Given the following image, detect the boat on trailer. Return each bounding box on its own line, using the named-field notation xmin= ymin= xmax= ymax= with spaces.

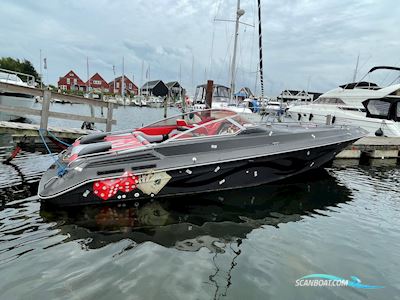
xmin=38 ymin=109 xmax=366 ymax=207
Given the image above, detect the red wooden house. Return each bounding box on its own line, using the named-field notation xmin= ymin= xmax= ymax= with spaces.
xmin=108 ymin=76 xmax=138 ymax=95
xmin=87 ymin=73 xmax=109 ymax=93
xmin=57 ymin=70 xmax=86 ymax=91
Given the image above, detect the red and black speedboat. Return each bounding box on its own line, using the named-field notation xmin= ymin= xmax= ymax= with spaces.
xmin=38 ymin=109 xmax=366 ymax=206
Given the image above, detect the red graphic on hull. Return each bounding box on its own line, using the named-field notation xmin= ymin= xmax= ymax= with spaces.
xmin=93 ymin=171 xmax=139 ymax=200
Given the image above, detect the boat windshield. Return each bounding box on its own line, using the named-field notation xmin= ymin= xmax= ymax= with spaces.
xmin=366 ymin=100 xmax=391 ymax=117
xmin=194 ymin=86 xmax=205 ymax=102
xmin=0 ymin=72 xmax=23 ymax=83
xmin=213 ymin=86 xmax=230 ymax=101
xmin=165 ymin=114 xmax=254 ymax=142
xmin=142 ymin=109 xmax=238 ymax=128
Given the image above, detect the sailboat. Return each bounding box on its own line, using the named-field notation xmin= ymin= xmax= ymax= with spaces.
xmin=192 ymin=0 xmax=265 ymax=123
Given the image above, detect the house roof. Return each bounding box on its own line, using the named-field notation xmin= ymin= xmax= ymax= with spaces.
xmin=58 ymin=70 xmax=86 ymax=86
xmin=238 ymin=87 xmax=254 ymax=97
xmin=142 ymin=80 xmax=164 ymax=89
xmin=108 ymin=76 xmax=137 ymax=87
xmin=166 ymin=81 xmax=181 ymax=88
xmin=87 ymin=72 xmax=109 ymax=88
xmin=89 ymin=72 xmax=107 ymax=82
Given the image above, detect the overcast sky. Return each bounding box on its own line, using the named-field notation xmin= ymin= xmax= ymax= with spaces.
xmin=1 ymin=0 xmax=399 ymax=95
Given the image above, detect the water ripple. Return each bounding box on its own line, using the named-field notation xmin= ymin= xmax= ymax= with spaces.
xmin=0 ymin=160 xmax=399 ymax=299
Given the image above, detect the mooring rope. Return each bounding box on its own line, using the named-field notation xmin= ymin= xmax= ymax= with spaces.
xmin=46 ymin=130 xmax=72 ymax=147
xmin=38 ymin=129 xmax=67 ymax=176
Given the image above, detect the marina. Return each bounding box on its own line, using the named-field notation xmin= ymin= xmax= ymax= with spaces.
xmin=1 ymin=0 xmax=400 ymax=299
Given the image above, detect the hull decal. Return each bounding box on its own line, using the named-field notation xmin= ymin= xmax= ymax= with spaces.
xmin=93 ymin=170 xmax=171 ymax=201
xmin=137 ymin=171 xmax=172 ymax=195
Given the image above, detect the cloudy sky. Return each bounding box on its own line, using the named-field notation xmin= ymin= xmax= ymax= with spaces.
xmin=1 ymin=0 xmax=399 ymax=95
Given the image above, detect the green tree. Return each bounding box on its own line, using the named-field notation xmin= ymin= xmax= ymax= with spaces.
xmin=0 ymin=57 xmax=40 ymax=82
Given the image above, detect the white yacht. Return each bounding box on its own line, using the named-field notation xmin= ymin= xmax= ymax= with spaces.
xmin=287 ymin=66 xmax=400 ymax=137
xmin=0 ymin=69 xmax=36 ymax=122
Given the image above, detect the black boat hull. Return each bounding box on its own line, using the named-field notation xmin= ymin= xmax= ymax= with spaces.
xmin=41 ymin=141 xmax=351 ymax=207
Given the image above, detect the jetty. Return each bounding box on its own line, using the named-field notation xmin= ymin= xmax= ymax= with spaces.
xmin=338 ymin=137 xmax=400 ymax=159
xmin=0 ymin=82 xmax=116 ymax=140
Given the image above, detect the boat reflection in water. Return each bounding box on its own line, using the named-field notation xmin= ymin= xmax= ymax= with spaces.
xmin=40 ymin=169 xmax=352 ymax=251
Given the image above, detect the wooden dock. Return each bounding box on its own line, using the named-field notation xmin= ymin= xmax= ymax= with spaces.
xmin=0 ymin=82 xmax=116 ymax=138
xmin=0 ymin=121 xmax=91 ymax=139
xmin=337 ymin=137 xmax=400 ymax=159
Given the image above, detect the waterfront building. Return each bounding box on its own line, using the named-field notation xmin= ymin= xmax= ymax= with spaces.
xmin=108 ymin=76 xmax=138 ymax=96
xmin=141 ymin=80 xmax=168 ymax=97
xmin=87 ymin=73 xmax=109 ymax=93
xmin=166 ymin=81 xmax=184 ymax=99
xmin=57 ymin=70 xmax=86 ymax=91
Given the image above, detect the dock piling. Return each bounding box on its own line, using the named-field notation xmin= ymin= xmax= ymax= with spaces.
xmin=106 ymin=102 xmax=114 ymax=132
xmin=40 ymin=90 xmax=51 ymax=132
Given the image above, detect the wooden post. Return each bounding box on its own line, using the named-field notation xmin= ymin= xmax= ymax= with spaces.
xmin=100 ymin=93 xmax=104 ymax=116
xmin=40 ymin=90 xmax=51 ymax=131
xmin=205 ymin=80 xmax=213 ymax=109
xmin=89 ymin=93 xmax=95 ymax=118
xmin=106 ymin=102 xmax=113 ymax=132
xmin=163 ymin=97 xmax=168 ymax=118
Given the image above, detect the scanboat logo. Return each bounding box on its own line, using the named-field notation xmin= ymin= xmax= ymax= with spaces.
xmin=295 ymin=274 xmax=384 ymax=289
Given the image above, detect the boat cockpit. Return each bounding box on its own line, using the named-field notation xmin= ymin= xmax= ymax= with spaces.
xmin=63 ymin=109 xmax=260 ymax=163
xmin=193 ymin=84 xmax=230 ymax=104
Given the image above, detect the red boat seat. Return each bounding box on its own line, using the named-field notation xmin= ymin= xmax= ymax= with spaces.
xmin=134 ymin=131 xmax=164 ymax=143
xmin=176 ymin=119 xmax=188 ymax=127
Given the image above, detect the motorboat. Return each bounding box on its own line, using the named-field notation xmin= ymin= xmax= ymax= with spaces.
xmin=287 ymin=66 xmax=400 ymax=136
xmin=38 ymin=109 xmax=366 ymax=207
xmin=147 ymin=96 xmax=163 ymax=108
xmin=0 ymin=68 xmax=36 ymax=122
xmin=261 ymin=99 xmax=287 ymax=115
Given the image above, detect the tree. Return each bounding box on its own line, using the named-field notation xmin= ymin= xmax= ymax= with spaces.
xmin=0 ymin=57 xmax=40 ymax=83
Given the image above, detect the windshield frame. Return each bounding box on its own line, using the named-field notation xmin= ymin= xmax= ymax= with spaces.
xmin=140 ymin=109 xmax=238 ymax=129
xmin=163 ymin=115 xmax=246 ymax=143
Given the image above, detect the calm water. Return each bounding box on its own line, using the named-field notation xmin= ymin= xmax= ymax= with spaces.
xmin=29 ymin=102 xmax=181 ymax=130
xmin=0 ymin=104 xmax=399 ymax=299
xmin=0 ymin=161 xmax=399 ymax=299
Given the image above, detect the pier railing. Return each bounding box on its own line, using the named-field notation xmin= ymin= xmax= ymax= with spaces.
xmin=0 ymin=82 xmax=116 ymax=132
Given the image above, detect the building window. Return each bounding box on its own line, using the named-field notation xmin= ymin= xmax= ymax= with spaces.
xmin=93 ymin=80 xmax=101 ymax=85
xmin=129 ymin=83 xmax=132 ymax=89
xmin=116 ymin=82 xmax=120 ymax=88
xmin=66 ymin=78 xmax=70 ymax=84
xmin=69 ymin=73 xmax=74 ymax=76
xmin=74 ymin=78 xmax=77 ymax=85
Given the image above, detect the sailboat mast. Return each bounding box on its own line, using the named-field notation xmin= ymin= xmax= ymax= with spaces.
xmin=122 ymin=56 xmax=125 ymax=98
xmin=257 ymin=0 xmax=264 ymax=100
xmin=229 ymin=0 xmax=244 ymax=102
xmin=353 ymin=53 xmax=360 ymax=82
xmin=140 ymin=60 xmax=144 ymax=96
xmin=86 ymin=56 xmax=90 ymax=92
